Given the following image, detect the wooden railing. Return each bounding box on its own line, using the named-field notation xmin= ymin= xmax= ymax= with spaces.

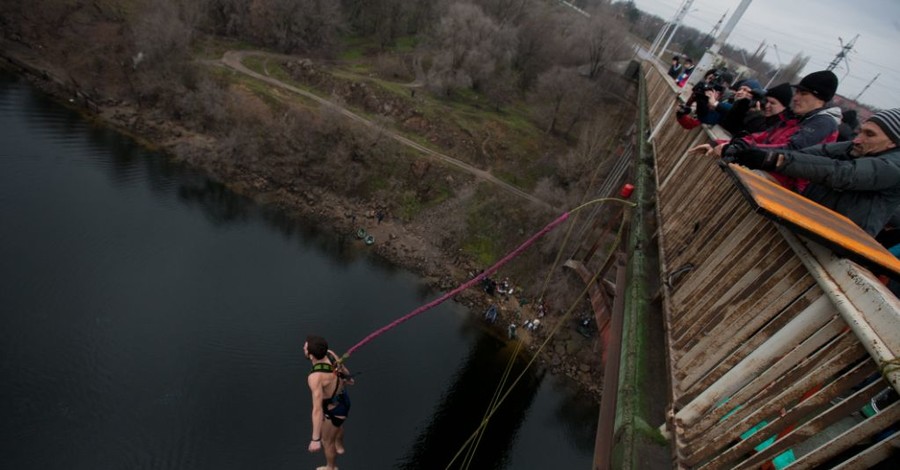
xmin=643 ymin=62 xmax=900 ymax=469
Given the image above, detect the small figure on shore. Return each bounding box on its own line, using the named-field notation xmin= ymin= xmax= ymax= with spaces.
xmin=482 ymin=277 xmax=496 ymax=296
xmin=305 ymin=335 xmax=353 ymax=470
xmin=508 ymin=322 xmax=517 ymax=339
xmin=376 ymin=210 xmax=385 ymax=224
xmin=484 ymin=304 xmax=498 ymax=323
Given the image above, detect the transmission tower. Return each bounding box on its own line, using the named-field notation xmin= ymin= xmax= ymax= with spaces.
xmin=707 ymin=11 xmax=727 ymax=40
xmin=826 ymin=34 xmax=859 ymax=71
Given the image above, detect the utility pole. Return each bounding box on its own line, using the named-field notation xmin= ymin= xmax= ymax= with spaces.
xmin=648 ymin=0 xmax=687 ymax=57
xmin=854 ymin=73 xmax=880 ymax=102
xmin=826 ymin=34 xmax=859 ymax=71
xmin=656 ymin=0 xmax=695 ymax=59
xmin=686 ymin=0 xmax=755 ymax=88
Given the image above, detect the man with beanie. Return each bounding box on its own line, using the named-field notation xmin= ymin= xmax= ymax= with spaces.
xmin=696 ymin=71 xmax=842 ymax=192
xmin=728 ymin=108 xmax=900 ymax=235
xmin=762 ymin=83 xmax=792 ymax=127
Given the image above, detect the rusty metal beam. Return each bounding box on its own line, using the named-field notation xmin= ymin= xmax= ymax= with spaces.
xmin=594 ymin=255 xmax=628 ymax=470
xmin=564 ymin=259 xmax=612 ymax=330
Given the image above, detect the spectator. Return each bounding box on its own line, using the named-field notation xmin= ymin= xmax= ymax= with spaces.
xmin=696 ymin=71 xmax=842 ymax=192
xmin=716 ymin=78 xmax=766 ymax=135
xmin=676 ymin=69 xmax=733 ymax=129
xmin=676 ymin=58 xmax=695 ymax=87
xmin=667 ymin=56 xmax=683 ymax=80
xmin=759 ymin=83 xmax=793 ymax=130
xmin=838 ymin=109 xmax=860 ymax=142
xmin=728 ymin=108 xmax=900 ymax=235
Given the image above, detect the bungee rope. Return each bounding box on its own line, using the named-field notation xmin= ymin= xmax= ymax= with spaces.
xmin=337 ymin=197 xmax=634 ymax=365
xmin=446 ymin=211 xmax=630 ymax=469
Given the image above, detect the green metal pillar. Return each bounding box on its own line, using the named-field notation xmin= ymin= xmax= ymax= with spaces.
xmin=610 ymin=68 xmax=669 ymax=469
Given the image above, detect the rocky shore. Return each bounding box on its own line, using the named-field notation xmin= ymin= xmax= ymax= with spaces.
xmin=0 ymin=43 xmax=604 ymax=402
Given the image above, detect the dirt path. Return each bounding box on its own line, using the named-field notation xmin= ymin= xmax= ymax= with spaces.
xmin=217 ymin=50 xmax=556 ymax=211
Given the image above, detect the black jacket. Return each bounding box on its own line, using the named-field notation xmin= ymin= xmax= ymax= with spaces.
xmin=778 ymin=142 xmax=900 ymax=235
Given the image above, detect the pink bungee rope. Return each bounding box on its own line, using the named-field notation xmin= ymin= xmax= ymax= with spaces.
xmin=341 ymin=212 xmax=571 ymax=360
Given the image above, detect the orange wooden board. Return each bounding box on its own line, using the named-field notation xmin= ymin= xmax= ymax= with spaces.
xmin=723 ymin=163 xmax=900 ymax=278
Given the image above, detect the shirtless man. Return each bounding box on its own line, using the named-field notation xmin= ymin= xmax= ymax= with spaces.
xmin=305 ymin=335 xmax=352 ymax=470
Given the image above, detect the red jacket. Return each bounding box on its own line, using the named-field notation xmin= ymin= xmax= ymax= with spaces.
xmin=719 ymin=107 xmax=842 ymax=192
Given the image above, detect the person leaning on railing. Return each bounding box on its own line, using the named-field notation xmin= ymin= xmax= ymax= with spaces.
xmin=693 ymin=71 xmax=843 ymax=193
xmin=724 ymin=108 xmax=900 ymax=236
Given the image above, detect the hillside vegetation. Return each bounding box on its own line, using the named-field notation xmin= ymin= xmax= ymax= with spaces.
xmin=1 ymin=0 xmax=636 ymax=300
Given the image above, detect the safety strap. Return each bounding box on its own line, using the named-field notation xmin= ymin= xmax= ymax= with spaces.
xmin=310 ymin=362 xmax=334 ymax=374
xmin=309 ymin=362 xmax=341 ymax=402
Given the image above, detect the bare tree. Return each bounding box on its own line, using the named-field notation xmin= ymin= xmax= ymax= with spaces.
xmin=780 ymin=52 xmax=811 ymax=86
xmin=426 ymin=2 xmax=517 ymax=95
xmin=472 ymin=0 xmax=532 ymax=25
xmin=341 ymin=0 xmax=431 ymax=48
xmin=512 ymin=4 xmax=571 ymax=91
xmin=572 ymin=10 xmax=630 ymax=79
xmin=530 ymin=66 xmax=596 ymax=136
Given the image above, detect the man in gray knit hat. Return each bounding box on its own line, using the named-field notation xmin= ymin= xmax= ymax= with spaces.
xmin=728 ymin=108 xmax=900 ymax=235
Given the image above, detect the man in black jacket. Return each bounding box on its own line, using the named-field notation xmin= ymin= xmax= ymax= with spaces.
xmin=728 ymin=108 xmax=900 ymax=235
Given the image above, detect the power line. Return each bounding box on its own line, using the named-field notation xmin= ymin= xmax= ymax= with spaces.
xmin=854 ymin=74 xmax=880 ymax=102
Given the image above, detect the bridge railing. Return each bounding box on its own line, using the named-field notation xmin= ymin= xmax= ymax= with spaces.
xmin=642 ymin=62 xmax=900 ymax=469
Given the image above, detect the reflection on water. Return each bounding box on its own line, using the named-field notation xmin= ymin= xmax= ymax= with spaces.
xmin=400 ymin=337 xmax=542 ymax=470
xmin=0 ymin=71 xmax=595 ymax=469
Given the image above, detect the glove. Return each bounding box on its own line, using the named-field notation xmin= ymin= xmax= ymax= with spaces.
xmin=720 ymin=138 xmax=750 ymax=160
xmin=732 ymin=147 xmax=779 ymax=171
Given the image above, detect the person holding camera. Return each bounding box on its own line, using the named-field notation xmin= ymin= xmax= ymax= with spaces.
xmin=676 ymin=68 xmax=734 ymax=130
xmin=715 ymin=78 xmax=768 ymax=135
xmin=693 ymin=70 xmax=842 ymax=192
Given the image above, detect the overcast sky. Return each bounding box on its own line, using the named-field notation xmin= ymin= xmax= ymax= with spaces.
xmin=627 ymin=0 xmax=900 ymax=109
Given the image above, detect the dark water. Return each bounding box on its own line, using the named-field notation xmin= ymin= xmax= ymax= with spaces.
xmin=0 ymin=73 xmax=597 ymax=469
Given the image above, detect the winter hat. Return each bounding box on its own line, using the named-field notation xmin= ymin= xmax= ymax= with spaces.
xmin=735 ymin=78 xmax=762 ymax=91
xmin=869 ymin=108 xmax=900 ymax=146
xmin=793 ymin=70 xmax=839 ymax=102
xmin=766 ymin=83 xmax=793 ymax=108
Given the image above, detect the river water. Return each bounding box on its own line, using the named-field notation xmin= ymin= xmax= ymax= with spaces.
xmin=0 ymin=72 xmax=597 ymax=469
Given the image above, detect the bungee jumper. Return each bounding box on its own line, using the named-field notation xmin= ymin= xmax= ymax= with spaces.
xmin=303 ymin=198 xmax=634 ymax=468
xmin=305 ymin=335 xmax=353 ymax=470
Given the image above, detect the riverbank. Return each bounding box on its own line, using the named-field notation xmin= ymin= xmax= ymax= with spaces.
xmin=0 ymin=41 xmax=603 ymax=400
